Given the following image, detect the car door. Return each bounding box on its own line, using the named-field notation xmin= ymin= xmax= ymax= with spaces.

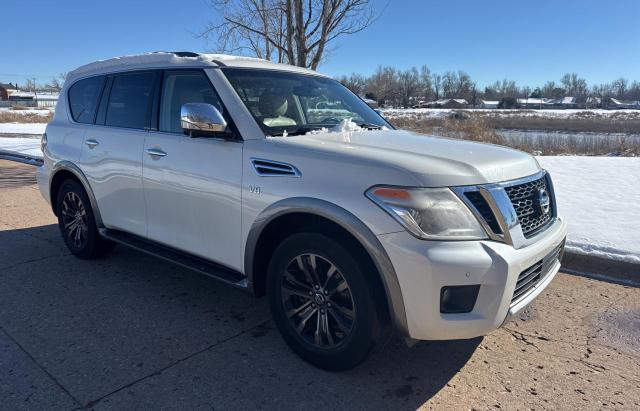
xmin=142 ymin=70 xmax=243 ymax=270
xmin=80 ymin=71 xmax=156 ymax=237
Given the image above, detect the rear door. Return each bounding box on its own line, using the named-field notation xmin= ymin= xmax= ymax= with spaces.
xmin=142 ymin=70 xmax=243 ymax=270
xmin=80 ymin=71 xmax=156 ymax=236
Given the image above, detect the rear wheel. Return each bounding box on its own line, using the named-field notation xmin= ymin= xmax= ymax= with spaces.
xmin=56 ymin=180 xmax=115 ymax=259
xmin=267 ymin=233 xmax=381 ymax=370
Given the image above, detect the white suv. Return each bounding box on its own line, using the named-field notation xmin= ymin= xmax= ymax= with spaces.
xmin=38 ymin=52 xmax=567 ymax=370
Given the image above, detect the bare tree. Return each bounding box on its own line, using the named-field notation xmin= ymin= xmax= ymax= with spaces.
xmin=560 ymin=73 xmax=588 ymax=97
xmin=201 ymin=0 xmax=378 ymax=69
xmin=337 ymin=72 xmax=367 ymax=95
xmin=366 ymin=66 xmax=398 ymax=106
xmin=611 ymin=77 xmax=628 ymax=99
xmin=397 ymin=67 xmax=420 ymax=108
xmin=419 ymin=65 xmax=433 ymax=101
xmin=432 ymin=74 xmax=442 ymax=100
xmin=628 ymin=81 xmax=640 ymax=101
xmin=45 ymin=73 xmax=67 ymax=93
xmin=440 ymin=70 xmax=475 ymax=100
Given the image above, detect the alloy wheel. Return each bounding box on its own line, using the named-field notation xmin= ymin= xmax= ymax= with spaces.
xmin=281 ymin=253 xmax=355 ymax=349
xmin=61 ymin=191 xmax=88 ymax=248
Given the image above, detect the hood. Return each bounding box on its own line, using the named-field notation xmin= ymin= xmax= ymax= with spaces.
xmin=272 ymin=129 xmax=540 ymax=187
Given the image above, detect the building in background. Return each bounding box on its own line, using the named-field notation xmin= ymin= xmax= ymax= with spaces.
xmin=0 ymin=83 xmax=19 ymax=101
xmin=478 ymin=99 xmax=499 ymax=109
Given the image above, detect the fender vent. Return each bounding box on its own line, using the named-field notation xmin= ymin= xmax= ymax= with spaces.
xmin=251 ymin=158 xmax=300 ymax=177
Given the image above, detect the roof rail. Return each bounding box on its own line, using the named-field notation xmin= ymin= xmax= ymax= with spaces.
xmin=153 ymin=51 xmax=200 ymax=58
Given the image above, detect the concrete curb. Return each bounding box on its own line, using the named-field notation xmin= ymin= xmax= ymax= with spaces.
xmin=0 ymin=150 xmax=43 ymax=166
xmin=562 ymin=251 xmax=640 ymax=287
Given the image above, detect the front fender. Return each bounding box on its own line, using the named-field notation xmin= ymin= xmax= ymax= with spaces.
xmin=244 ymin=197 xmax=409 ymax=336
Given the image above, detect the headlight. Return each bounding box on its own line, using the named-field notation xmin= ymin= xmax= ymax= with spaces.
xmin=366 ymin=186 xmax=487 ymax=240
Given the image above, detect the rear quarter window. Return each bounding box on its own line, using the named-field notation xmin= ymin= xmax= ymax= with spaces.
xmin=68 ymin=76 xmax=105 ymax=124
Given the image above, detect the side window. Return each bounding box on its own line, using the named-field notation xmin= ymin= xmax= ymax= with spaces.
xmin=159 ymin=71 xmax=224 ymax=133
xmin=68 ymin=76 xmax=105 ymax=124
xmin=105 ymin=72 xmax=155 ymax=129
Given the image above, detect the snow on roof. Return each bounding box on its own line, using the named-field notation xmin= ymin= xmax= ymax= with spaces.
xmin=9 ymin=91 xmax=35 ymax=98
xmin=517 ymin=98 xmax=553 ymax=105
xmin=6 ymin=91 xmax=58 ymax=100
xmin=428 ymin=99 xmax=468 ymax=105
xmin=480 ymin=100 xmax=499 ymax=104
xmin=561 ymin=97 xmax=577 ymax=104
xmin=66 ymin=52 xmax=325 ymax=83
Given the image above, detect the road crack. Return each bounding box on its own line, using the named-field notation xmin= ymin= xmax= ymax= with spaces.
xmin=80 ymin=319 xmax=272 ymax=409
xmin=0 ymin=324 xmax=84 ymax=408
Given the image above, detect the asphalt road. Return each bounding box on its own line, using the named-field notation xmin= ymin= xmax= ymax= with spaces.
xmin=0 ymin=159 xmax=639 ymax=410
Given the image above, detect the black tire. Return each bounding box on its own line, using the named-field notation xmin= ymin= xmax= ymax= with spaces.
xmin=56 ymin=179 xmax=115 ymax=259
xmin=267 ymin=233 xmax=381 ymax=370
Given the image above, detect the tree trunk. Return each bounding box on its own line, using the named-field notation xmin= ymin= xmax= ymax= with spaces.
xmin=293 ymin=0 xmax=307 ymax=67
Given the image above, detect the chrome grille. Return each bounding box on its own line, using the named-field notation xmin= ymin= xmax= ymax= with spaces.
xmin=511 ymin=240 xmax=564 ymax=305
xmin=504 ymin=175 xmax=553 ymax=237
xmin=452 ymin=170 xmax=558 ymax=249
xmin=464 ymin=191 xmax=502 ymax=234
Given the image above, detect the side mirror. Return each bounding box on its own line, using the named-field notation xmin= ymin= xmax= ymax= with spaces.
xmin=180 ymin=103 xmax=228 ymax=137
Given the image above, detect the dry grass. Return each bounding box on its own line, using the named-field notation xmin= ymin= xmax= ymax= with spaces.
xmin=390 ymin=117 xmax=640 ymax=156
xmin=481 ymin=115 xmax=640 ymax=134
xmin=0 ymin=111 xmax=53 ymax=123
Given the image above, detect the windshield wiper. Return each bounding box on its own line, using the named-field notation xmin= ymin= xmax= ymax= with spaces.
xmin=270 ymin=126 xmax=325 ymax=137
xmin=357 ymin=123 xmax=384 ymax=130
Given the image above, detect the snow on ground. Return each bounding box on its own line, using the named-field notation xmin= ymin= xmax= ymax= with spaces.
xmin=381 ymin=108 xmax=640 ymax=120
xmin=0 ymin=123 xmax=47 ymax=134
xmin=538 ymin=156 xmax=640 ymax=264
xmin=0 ymin=136 xmax=42 ymax=158
xmin=0 ymin=136 xmax=637 ymax=264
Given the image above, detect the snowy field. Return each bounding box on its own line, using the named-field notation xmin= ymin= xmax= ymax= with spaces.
xmin=0 ymin=137 xmax=43 ymax=158
xmin=0 ymin=123 xmax=47 ymax=134
xmin=538 ymin=156 xmax=640 ymax=264
xmin=381 ymin=108 xmax=640 ymax=120
xmin=0 ymin=136 xmax=638 ymax=265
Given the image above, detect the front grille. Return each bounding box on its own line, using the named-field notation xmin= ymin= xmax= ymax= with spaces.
xmin=511 ymin=240 xmax=564 ymax=305
xmin=504 ymin=175 xmax=553 ymax=237
xmin=464 ymin=191 xmax=502 ymax=234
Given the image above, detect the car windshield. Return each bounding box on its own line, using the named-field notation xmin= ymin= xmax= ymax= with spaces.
xmin=222 ymin=68 xmax=391 ymax=136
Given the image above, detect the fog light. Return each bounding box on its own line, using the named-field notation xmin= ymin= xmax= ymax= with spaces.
xmin=440 ymin=285 xmax=480 ymax=313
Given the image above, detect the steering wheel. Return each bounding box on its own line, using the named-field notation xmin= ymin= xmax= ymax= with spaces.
xmin=318 ymin=117 xmax=341 ymax=124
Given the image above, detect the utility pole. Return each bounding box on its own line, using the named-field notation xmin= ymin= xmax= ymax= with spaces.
xmin=31 ymin=77 xmax=38 ymax=105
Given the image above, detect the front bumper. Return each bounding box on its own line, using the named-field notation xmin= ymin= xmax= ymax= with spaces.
xmin=378 ymin=217 xmax=567 ymax=340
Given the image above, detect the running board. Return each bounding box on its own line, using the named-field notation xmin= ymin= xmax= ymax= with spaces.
xmin=99 ymin=228 xmax=248 ymax=289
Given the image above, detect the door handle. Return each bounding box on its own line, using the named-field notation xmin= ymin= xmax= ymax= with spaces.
xmin=145 ymin=148 xmax=167 ymax=157
xmin=85 ymin=139 xmax=99 ymax=149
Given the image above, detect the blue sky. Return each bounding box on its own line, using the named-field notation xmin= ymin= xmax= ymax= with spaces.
xmin=1 ymin=0 xmax=638 ymax=88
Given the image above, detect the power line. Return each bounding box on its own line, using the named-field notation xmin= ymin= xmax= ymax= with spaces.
xmin=0 ymin=72 xmax=61 ymax=79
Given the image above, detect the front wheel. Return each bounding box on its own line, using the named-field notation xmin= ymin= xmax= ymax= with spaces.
xmin=267 ymin=233 xmax=382 ymax=370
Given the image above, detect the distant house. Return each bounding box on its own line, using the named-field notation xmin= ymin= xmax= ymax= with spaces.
xmin=361 ymin=97 xmax=378 ymax=108
xmin=516 ymin=98 xmax=554 ymax=109
xmin=478 ymin=99 xmax=499 ymax=109
xmin=609 ymin=98 xmax=640 ymax=109
xmin=557 ymin=96 xmax=578 ymax=109
xmin=6 ymin=90 xmax=59 ymax=107
xmin=426 ymin=99 xmax=469 ymax=109
xmin=0 ymin=82 xmax=18 ymax=101
xmin=8 ymin=91 xmax=35 ymax=101
xmin=585 ymin=97 xmax=602 ymax=109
